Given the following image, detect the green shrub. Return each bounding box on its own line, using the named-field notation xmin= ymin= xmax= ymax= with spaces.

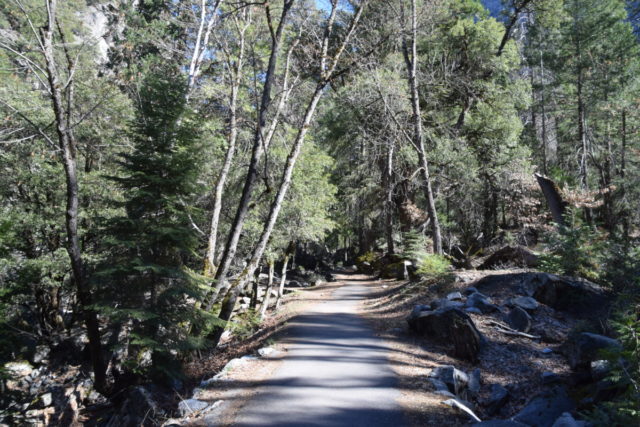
xmin=356 ymin=251 xmax=378 ymax=264
xmin=539 ymin=210 xmax=605 ymax=281
xmin=416 ymin=254 xmax=451 ymax=278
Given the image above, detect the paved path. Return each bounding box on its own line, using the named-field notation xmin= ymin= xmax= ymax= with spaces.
xmin=234 ymin=275 xmax=407 ymax=427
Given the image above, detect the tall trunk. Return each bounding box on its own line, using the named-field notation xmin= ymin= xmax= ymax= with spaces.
xmin=41 ymin=0 xmax=106 ymax=393
xmin=204 ymin=13 xmax=248 ymax=276
xmin=620 ymin=109 xmax=628 ymax=240
xmin=208 ymin=0 xmax=369 ymax=345
xmin=206 ymin=1 xmax=295 ymax=309
xmin=259 ymin=259 xmax=275 ymax=319
xmin=401 ymin=0 xmax=443 ymax=255
xmin=384 ymin=141 xmax=395 ymax=255
xmin=275 ymin=254 xmax=290 ymax=310
xmin=540 ymin=51 xmax=548 ymax=175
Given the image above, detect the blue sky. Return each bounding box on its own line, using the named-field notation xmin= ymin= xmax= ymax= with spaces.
xmin=315 ymin=0 xmax=503 ymax=16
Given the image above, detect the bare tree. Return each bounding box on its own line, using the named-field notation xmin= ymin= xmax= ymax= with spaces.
xmin=400 ymin=0 xmax=443 ymax=254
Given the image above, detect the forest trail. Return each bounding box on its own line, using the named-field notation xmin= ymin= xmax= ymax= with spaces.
xmin=232 ymin=274 xmax=407 ymax=427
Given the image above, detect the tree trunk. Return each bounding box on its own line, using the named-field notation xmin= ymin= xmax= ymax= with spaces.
xmin=206 ymin=1 xmax=295 ymax=310
xmin=401 ymin=0 xmax=443 ymax=255
xmin=384 ymin=141 xmax=395 ymax=255
xmin=259 ymin=260 xmax=275 ymax=319
xmin=204 ymin=18 xmax=246 ymax=276
xmin=535 ymin=173 xmax=567 ymax=227
xmin=275 ymin=254 xmax=290 ymax=310
xmin=41 ymin=0 xmax=106 ymax=393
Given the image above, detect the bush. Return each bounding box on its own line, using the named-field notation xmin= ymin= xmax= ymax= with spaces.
xmin=416 ymin=254 xmax=451 ymax=278
xmin=539 ymin=210 xmax=605 ymax=281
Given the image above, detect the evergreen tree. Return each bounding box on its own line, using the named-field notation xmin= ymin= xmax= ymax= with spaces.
xmin=95 ymin=60 xmax=210 ymax=381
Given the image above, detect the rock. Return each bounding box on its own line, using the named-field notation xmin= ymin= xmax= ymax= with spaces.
xmin=258 ymin=347 xmax=277 ymax=357
xmin=178 ymin=399 xmax=209 ymax=416
xmin=429 ymin=378 xmax=450 ymax=393
xmin=505 ymin=307 xmax=532 ymax=333
xmin=464 ymin=287 xmax=479 ymax=296
xmin=468 ymin=368 xmax=481 ymax=396
xmin=541 ymin=348 xmax=553 ymax=354
xmin=39 ymin=392 xmax=53 ymax=408
xmin=510 ymin=296 xmax=539 ymax=312
xmin=512 ymin=387 xmax=575 ymax=427
xmin=523 ymin=273 xmax=605 ymax=313
xmin=485 ymin=384 xmax=509 ymax=415
xmin=431 ymin=298 xmax=465 ymax=310
xmin=409 ymin=307 xmax=484 ymax=362
xmin=466 ymin=292 xmax=498 ymax=314
xmin=479 ymin=245 xmax=539 ymax=269
xmin=324 ymin=273 xmax=337 ymax=282
xmin=4 ymin=361 xmax=33 ymax=377
xmin=552 ymin=412 xmax=588 ymax=427
xmin=406 ymin=304 xmax=431 ymax=325
xmin=106 ymin=386 xmax=164 ymax=427
xmin=564 ymin=332 xmax=621 ymax=370
xmin=429 ymin=365 xmax=469 ymax=395
xmin=465 ymin=307 xmax=483 ymax=315
xmin=32 ymin=345 xmax=50 ymax=365
xmin=447 ymin=292 xmax=464 ymax=301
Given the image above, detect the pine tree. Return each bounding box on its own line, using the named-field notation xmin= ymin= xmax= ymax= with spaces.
xmin=95 ymin=59 xmax=211 ymax=382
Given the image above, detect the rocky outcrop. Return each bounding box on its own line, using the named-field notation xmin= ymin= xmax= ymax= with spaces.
xmin=562 ymin=332 xmax=621 ymax=371
xmin=408 ymin=306 xmax=484 ymax=362
xmin=511 ymin=387 xmax=575 ymax=427
xmin=479 ymin=246 xmax=539 ymax=270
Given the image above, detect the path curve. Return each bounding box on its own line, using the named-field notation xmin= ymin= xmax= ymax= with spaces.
xmin=233 ymin=274 xmax=407 ymax=427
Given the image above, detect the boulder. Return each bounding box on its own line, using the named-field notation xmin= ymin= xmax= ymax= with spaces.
xmin=32 ymin=345 xmax=51 ymax=365
xmin=4 ymin=361 xmax=33 ymax=378
xmin=479 ymin=245 xmax=539 ymax=270
xmin=465 ymin=307 xmax=483 ymax=315
xmin=178 ymin=399 xmax=209 ymax=416
xmin=464 ymin=287 xmax=479 ymax=296
xmin=409 ymin=307 xmax=484 ymax=362
xmin=523 ymin=273 xmax=606 ymax=313
xmin=512 ymin=387 xmax=574 ymax=427
xmin=563 ymin=332 xmax=621 ymax=370
xmin=485 ymin=384 xmax=509 ymax=415
xmin=510 ymin=296 xmax=539 ymax=312
xmin=505 ymin=307 xmax=532 ymax=333
xmin=466 ymin=292 xmax=498 ymax=314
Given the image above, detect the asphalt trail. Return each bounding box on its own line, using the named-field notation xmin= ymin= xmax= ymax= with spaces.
xmin=234 ymin=275 xmax=407 ymax=427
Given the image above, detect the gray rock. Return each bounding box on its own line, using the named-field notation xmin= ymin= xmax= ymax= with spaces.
xmin=468 ymin=368 xmax=481 ymax=396
xmin=178 ymin=399 xmax=209 ymax=416
xmin=552 ymin=412 xmax=588 ymax=427
xmin=485 ymin=384 xmax=509 ymax=415
xmin=466 ymin=292 xmax=498 ymax=314
xmin=32 ymin=345 xmax=50 ymax=365
xmin=429 ymin=365 xmax=469 ymax=395
xmin=447 ymin=292 xmax=464 ymax=301
xmin=429 ymin=378 xmax=450 ymax=392
xmin=4 ymin=361 xmax=33 ymax=378
xmin=39 ymin=392 xmax=53 ymax=408
xmin=505 ymin=306 xmax=532 ymax=333
xmin=466 ymin=307 xmax=483 ymax=314
xmin=464 ymin=287 xmax=479 ymax=296
xmin=512 ymin=387 xmax=575 ymax=427
xmin=511 ymin=296 xmax=539 ymax=312
xmin=406 ymin=304 xmax=431 ymax=325
xmin=523 ymin=273 xmax=605 ymax=313
xmin=564 ymin=332 xmax=621 ymax=370
xmin=258 ymin=347 xmax=277 ymax=357
xmin=409 ymin=307 xmax=484 ymax=362
xmin=431 ymin=298 xmax=465 ymax=310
